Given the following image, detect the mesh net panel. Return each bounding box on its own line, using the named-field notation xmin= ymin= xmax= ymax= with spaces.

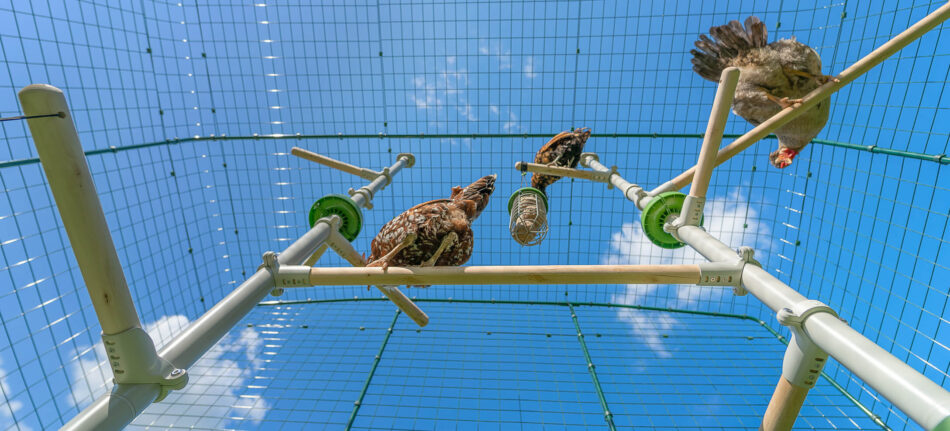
xmin=1 ymin=0 xmax=948 ymax=430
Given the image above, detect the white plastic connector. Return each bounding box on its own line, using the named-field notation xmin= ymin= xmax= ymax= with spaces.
xmin=777 ymin=300 xmax=837 ymax=388
xmin=260 ymin=251 xmax=314 ymax=295
xmin=275 ymin=265 xmax=313 ymax=287
xmin=101 ymin=327 xmax=187 ymax=402
xmin=677 ymin=195 xmax=705 ymax=227
xmin=695 ymin=246 xmax=759 ymax=295
xmin=696 ymin=260 xmax=741 ymax=287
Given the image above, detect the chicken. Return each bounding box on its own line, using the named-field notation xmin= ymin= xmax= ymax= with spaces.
xmin=365 ymin=174 xmax=496 ymax=285
xmin=691 ymin=16 xmax=833 ymax=168
xmin=530 ymin=128 xmax=591 ymax=193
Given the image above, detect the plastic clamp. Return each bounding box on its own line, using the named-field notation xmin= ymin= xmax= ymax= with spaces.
xmin=101 ymin=327 xmax=188 ymax=402
xmin=623 ymin=184 xmax=648 ymax=204
xmin=776 ymin=299 xmax=837 ymax=329
xmin=378 ymin=166 xmax=393 ymax=186
xmin=604 ymin=165 xmax=618 ymax=189
xmin=776 ymin=300 xmax=837 ymax=388
xmin=347 ymin=186 xmax=374 ymax=210
xmin=259 ymin=251 xmax=284 ymax=297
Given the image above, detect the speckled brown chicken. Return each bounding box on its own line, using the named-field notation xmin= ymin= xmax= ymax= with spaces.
xmin=365 ymin=175 xmax=496 ymax=280
xmin=691 ymin=16 xmax=834 ymax=168
xmin=530 ymin=128 xmax=591 ymax=193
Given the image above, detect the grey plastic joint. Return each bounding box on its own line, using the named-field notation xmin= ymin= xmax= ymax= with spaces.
xmin=397 ymin=152 xmax=416 ymax=168
xmin=777 ymin=300 xmax=837 ymax=388
xmin=101 ymin=327 xmax=188 ymax=402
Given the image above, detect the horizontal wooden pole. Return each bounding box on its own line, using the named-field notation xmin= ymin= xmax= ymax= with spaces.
xmin=514 ymin=161 xmax=609 ymax=183
xmin=307 ymin=264 xmax=701 ymax=286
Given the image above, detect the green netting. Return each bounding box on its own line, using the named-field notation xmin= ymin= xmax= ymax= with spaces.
xmin=1 ymin=0 xmax=948 ymax=430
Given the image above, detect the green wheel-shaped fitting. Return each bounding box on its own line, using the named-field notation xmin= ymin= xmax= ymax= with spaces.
xmin=308 ymin=194 xmax=363 ymax=241
xmin=640 ymin=191 xmax=703 ymax=249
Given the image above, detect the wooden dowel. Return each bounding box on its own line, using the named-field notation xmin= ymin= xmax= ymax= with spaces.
xmin=760 ymin=378 xmax=809 ymax=431
xmin=291 ymin=147 xmax=379 ymax=181
xmin=321 ymin=230 xmax=429 ymax=326
xmin=690 ymin=67 xmax=739 ymax=199
xmin=308 ymin=264 xmax=701 ymax=286
xmin=652 ymin=1 xmax=950 ymax=195
xmin=514 ymin=161 xmax=608 ymax=183
xmin=376 ymin=286 xmax=429 ymax=327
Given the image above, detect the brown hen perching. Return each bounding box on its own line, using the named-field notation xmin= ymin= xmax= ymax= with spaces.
xmin=691 ymin=16 xmax=834 ymax=168
xmin=365 ymin=174 xmax=496 ymax=287
xmin=531 ymin=128 xmax=591 ymax=193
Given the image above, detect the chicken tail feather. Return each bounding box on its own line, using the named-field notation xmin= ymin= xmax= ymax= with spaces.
xmin=691 ymin=16 xmax=768 ymax=82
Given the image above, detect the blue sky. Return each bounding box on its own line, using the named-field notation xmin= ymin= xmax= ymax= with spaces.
xmin=0 ymin=0 xmax=948 ymax=430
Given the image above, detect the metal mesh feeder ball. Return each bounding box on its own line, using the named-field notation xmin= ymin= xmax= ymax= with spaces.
xmin=507 ymin=187 xmax=549 ymax=246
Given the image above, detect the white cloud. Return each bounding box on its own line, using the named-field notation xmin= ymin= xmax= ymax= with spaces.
xmin=0 ymin=357 xmax=30 ymax=431
xmin=479 ymin=43 xmax=511 ymax=70
xmin=455 ymin=103 xmax=477 ymax=121
xmin=69 ymin=315 xmax=269 ymax=427
xmin=410 ymin=57 xmax=480 ymax=126
xmin=606 ymin=188 xmax=771 ymax=356
xmin=524 ymin=56 xmax=537 ymax=79
xmin=502 ymin=110 xmax=522 ymax=132
xmin=616 ymin=309 xmax=676 ymax=358
xmin=489 ymin=105 xmax=499 ymax=115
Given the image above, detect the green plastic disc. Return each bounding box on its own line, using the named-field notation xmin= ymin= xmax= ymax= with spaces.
xmin=507 ymin=187 xmax=549 ymax=214
xmin=640 ymin=191 xmax=703 ymax=249
xmin=308 ymin=194 xmax=363 ymax=241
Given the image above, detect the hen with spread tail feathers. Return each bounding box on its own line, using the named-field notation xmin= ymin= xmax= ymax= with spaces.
xmin=691 ymin=16 xmax=833 ymax=168
xmin=531 ymin=128 xmax=591 ymax=194
xmin=365 ymin=175 xmax=496 ymax=282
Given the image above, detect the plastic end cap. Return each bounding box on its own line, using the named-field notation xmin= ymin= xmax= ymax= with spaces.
xmin=507 ymin=187 xmax=549 ymax=214
xmin=309 ymin=194 xmax=362 ymax=241
xmin=640 ymin=191 xmax=703 ymax=249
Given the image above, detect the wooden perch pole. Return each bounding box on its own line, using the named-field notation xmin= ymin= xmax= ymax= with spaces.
xmin=306 ymin=264 xmax=702 ymax=286
xmin=760 ymin=378 xmax=809 ymax=431
xmin=514 ymin=161 xmax=610 ymax=183
xmin=291 ymin=146 xmax=381 ymax=181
